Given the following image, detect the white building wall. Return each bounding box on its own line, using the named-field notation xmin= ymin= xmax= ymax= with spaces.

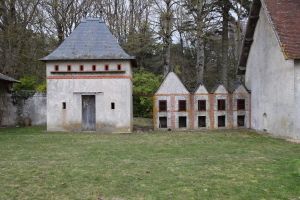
xmin=245 ymin=8 xmax=295 ymax=138
xmin=46 ymin=60 xmax=133 ymax=133
xmin=293 ymin=61 xmax=300 ymax=139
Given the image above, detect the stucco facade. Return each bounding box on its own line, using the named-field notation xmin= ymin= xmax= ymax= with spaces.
xmin=46 ymin=61 xmax=133 ymax=132
xmin=294 ymin=61 xmax=300 ymax=139
xmin=244 ymin=8 xmax=298 ymax=139
xmin=43 ymin=18 xmax=134 ymax=133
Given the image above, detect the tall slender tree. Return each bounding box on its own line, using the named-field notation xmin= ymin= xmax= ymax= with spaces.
xmin=154 ymin=0 xmax=178 ymax=76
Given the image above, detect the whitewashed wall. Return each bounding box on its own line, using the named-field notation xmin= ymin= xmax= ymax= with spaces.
xmin=46 ymin=60 xmax=133 ymax=133
xmin=293 ymin=61 xmax=300 ymax=139
xmin=245 ymin=8 xmax=296 ymax=139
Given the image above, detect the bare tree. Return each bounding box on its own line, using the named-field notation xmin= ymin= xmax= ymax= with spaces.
xmin=41 ymin=0 xmax=94 ymax=44
xmin=0 ymin=0 xmax=42 ymax=77
xmin=183 ymin=0 xmax=210 ymax=82
xmin=153 ymin=0 xmax=178 ymax=76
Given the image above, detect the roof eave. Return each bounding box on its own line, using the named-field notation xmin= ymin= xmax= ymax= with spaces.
xmin=237 ymin=0 xmax=262 ymax=75
xmin=40 ymin=57 xmax=136 ymax=62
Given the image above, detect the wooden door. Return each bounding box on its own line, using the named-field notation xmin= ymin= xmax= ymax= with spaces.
xmin=82 ymin=95 xmax=96 ymax=131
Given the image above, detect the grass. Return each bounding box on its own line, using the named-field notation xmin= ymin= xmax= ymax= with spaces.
xmin=0 ymin=127 xmax=299 ymax=200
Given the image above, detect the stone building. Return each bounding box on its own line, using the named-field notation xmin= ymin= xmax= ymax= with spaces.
xmin=238 ymin=0 xmax=300 ymax=140
xmin=0 ymin=73 xmax=18 ymax=126
xmin=153 ymin=72 xmax=251 ymax=130
xmin=153 ymin=72 xmax=191 ymax=130
xmin=41 ymin=18 xmax=135 ymax=132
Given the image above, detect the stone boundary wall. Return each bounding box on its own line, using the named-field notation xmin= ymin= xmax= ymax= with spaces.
xmin=0 ymin=93 xmax=47 ymax=126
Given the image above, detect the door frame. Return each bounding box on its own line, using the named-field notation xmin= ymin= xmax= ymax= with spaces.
xmin=81 ymin=95 xmax=96 ymax=131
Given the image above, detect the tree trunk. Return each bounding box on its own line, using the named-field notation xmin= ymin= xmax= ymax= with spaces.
xmin=196 ymin=36 xmax=204 ymax=82
xmin=195 ymin=6 xmax=205 ymax=82
xmin=129 ymin=0 xmax=134 ymax=35
xmin=221 ymin=0 xmax=230 ymax=87
xmin=163 ymin=0 xmax=173 ymax=76
xmin=164 ymin=36 xmax=171 ymax=75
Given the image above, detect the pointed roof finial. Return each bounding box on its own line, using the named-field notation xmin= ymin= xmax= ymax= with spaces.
xmin=99 ymin=9 xmax=104 ymax=22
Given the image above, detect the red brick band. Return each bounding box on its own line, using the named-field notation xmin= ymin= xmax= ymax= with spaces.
xmin=47 ymin=75 xmax=132 ymax=80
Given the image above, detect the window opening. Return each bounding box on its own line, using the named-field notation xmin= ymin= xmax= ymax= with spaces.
xmin=198 ymin=116 xmax=206 ymax=128
xmin=62 ymin=102 xmax=66 ymax=109
xmin=198 ymin=100 xmax=206 ymax=111
xmin=159 ymin=100 xmax=167 ymax=112
xmin=159 ymin=117 xmax=167 ymax=128
xmin=178 ymin=100 xmax=186 ymax=111
xmin=179 ymin=116 xmax=187 ymax=128
xmin=237 ymin=99 xmax=245 ymax=110
xmin=218 ymin=115 xmax=226 ymax=127
xmin=218 ymin=99 xmax=226 ymax=111
xmin=237 ymin=115 xmax=245 ymax=127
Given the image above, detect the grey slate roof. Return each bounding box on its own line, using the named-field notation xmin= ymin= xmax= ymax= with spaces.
xmin=0 ymin=73 xmax=19 ymax=82
xmin=41 ymin=18 xmax=134 ymax=61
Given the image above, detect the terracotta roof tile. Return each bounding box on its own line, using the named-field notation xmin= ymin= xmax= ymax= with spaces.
xmin=263 ymin=0 xmax=300 ymax=59
xmin=238 ymin=0 xmax=300 ymax=74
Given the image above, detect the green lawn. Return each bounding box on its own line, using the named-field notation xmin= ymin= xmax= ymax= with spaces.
xmin=0 ymin=127 xmax=299 ymax=200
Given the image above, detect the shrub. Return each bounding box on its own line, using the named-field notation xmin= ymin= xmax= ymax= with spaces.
xmin=36 ymin=81 xmax=46 ymax=93
xmin=133 ymin=70 xmax=162 ymax=118
xmin=13 ymin=76 xmax=37 ymax=92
